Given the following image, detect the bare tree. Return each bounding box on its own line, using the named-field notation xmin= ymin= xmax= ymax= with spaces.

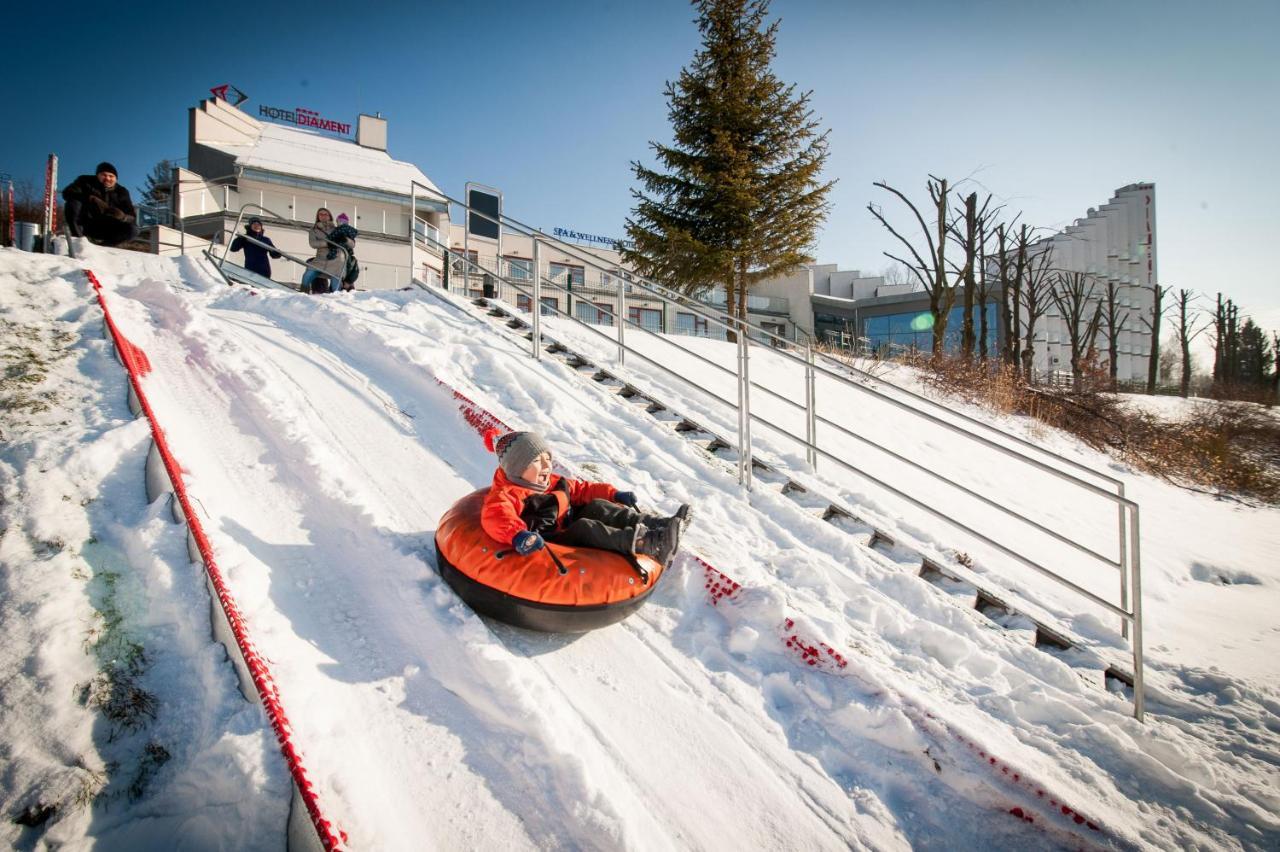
xmin=944 ymin=191 xmax=998 ymax=360
xmin=1016 ymin=228 xmax=1055 ymax=382
xmin=1158 ymin=346 xmax=1179 ymax=385
xmin=1050 ymin=271 xmax=1105 ymax=390
xmin=1099 ymin=280 xmax=1129 ymax=389
xmin=868 ymin=176 xmax=955 ymax=355
xmin=881 ymin=262 xmax=914 ymax=289
xmin=972 ymin=201 xmax=1007 ymax=362
xmin=12 ymin=178 xmax=43 ymax=223
xmin=1212 ymin=293 xmax=1239 ymax=384
xmin=994 ymin=223 xmax=1020 ymax=367
xmin=1172 ymin=289 xmax=1209 ymax=397
xmin=1140 ymin=282 xmax=1172 ymax=394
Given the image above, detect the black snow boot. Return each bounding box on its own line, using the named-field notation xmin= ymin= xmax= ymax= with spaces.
xmin=644 ymin=504 xmax=692 ymax=535
xmin=634 ymin=521 xmax=680 ymax=566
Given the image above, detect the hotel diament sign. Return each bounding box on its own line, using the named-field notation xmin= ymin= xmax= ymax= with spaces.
xmin=258 ymin=104 xmax=351 ymax=136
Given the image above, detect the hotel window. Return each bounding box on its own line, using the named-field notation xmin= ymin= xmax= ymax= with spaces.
xmin=675 ymin=312 xmax=709 ymax=336
xmin=452 ymin=248 xmax=479 ymax=274
xmin=628 ymin=306 xmax=664 ymax=333
xmin=517 ymin=294 xmax=559 ymax=316
xmin=576 ymin=301 xmax=615 ymax=326
xmin=760 ymin=321 xmax=786 ymax=344
xmin=549 ymin=262 xmax=585 ymax=287
xmin=504 ymin=257 xmax=532 ymax=280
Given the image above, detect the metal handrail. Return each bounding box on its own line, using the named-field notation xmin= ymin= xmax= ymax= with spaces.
xmin=454 ymin=193 xmax=1127 ymax=492
xmin=425 ymin=191 xmax=1145 ymax=721
xmin=463 ymin=256 xmax=1124 ymax=570
xmin=221 ymin=202 xmax=350 ymax=284
xmin=212 ymin=228 xmax=331 ymax=291
xmin=446 ymin=197 xmax=1128 ymax=500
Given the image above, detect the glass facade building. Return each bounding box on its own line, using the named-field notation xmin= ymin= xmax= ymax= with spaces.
xmin=861 ymin=303 xmax=1000 ymax=354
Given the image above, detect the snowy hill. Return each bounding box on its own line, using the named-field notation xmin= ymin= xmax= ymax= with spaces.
xmin=2 ymin=243 xmax=1278 ymax=850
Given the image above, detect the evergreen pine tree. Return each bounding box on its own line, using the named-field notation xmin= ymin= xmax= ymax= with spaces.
xmin=1235 ymin=319 xmax=1273 ymax=386
xmin=139 ymin=159 xmax=177 ymax=207
xmin=622 ymin=0 xmax=833 ymax=336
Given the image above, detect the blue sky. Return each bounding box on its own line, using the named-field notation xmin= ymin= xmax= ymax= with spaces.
xmin=5 ymin=0 xmax=1277 ymax=320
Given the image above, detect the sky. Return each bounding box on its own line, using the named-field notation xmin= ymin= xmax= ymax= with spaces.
xmin=4 ymin=0 xmax=1278 ymax=325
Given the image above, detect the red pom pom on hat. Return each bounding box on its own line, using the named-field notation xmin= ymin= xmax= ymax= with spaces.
xmin=483 ymin=427 xmax=501 ymax=453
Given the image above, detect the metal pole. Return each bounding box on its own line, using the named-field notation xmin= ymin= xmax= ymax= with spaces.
xmin=531 ymin=238 xmax=542 ymax=361
xmin=741 ymin=323 xmax=753 ymax=491
xmin=1130 ymin=505 xmax=1145 ymax=722
xmin=1118 ymin=482 xmax=1130 ymax=640
xmin=408 ymin=184 xmax=417 ymax=285
xmin=805 ymin=344 xmax=817 ymax=469
xmin=736 ymin=331 xmax=746 ymax=485
xmin=616 ymin=273 xmax=626 ymax=366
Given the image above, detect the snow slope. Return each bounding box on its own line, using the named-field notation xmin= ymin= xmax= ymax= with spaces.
xmin=3 ymin=242 xmax=1278 ymax=850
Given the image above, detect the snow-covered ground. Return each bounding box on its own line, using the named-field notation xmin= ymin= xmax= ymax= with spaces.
xmin=2 ymin=243 xmax=1278 ymax=850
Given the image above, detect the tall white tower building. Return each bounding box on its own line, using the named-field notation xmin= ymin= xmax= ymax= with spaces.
xmin=1028 ymin=184 xmax=1157 ymax=382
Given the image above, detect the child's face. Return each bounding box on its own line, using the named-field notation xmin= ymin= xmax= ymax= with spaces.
xmin=520 ymin=451 xmax=553 ymax=487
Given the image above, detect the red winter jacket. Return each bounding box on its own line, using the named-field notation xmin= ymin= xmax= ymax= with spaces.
xmin=480 ymin=467 xmax=617 ymax=545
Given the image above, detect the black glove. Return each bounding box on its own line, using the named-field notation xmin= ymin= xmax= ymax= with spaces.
xmin=89 ymin=196 xmax=108 ymax=211
xmin=513 ymin=531 xmax=544 ymax=555
xmin=614 ymin=491 xmax=639 ymax=508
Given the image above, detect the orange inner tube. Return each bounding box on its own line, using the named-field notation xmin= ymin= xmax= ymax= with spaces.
xmin=436 ymin=489 xmax=666 ymax=607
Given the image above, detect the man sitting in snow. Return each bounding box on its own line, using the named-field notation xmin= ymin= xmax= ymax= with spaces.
xmin=62 ymin=162 xmax=137 ymax=247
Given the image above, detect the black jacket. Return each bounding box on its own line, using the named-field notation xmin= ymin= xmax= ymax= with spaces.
xmin=62 ymin=175 xmax=136 ymax=224
xmin=230 ymin=228 xmax=282 ymax=278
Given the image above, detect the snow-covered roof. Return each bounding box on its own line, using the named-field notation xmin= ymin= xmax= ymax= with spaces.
xmin=203 ymin=121 xmax=439 ymax=198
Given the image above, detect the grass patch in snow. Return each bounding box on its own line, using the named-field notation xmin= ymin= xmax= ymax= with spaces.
xmin=77 ymin=557 xmax=157 ymax=741
xmin=919 ymin=354 xmax=1280 ymax=504
xmin=0 ymin=317 xmax=75 ymax=429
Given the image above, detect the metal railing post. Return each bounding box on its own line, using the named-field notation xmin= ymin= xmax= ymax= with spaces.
xmin=738 ymin=323 xmax=753 ymax=490
xmin=742 ymin=322 xmax=747 ymax=488
xmin=805 ymin=344 xmax=817 ymax=470
xmin=1118 ymin=482 xmax=1130 ymax=640
xmin=531 ymin=238 xmax=542 ymax=361
xmin=736 ymin=331 xmax=746 ymax=486
xmin=1130 ymin=505 xmax=1145 ymax=722
xmin=616 ymin=275 xmax=626 ymax=366
xmin=409 ymin=220 xmax=416 ymax=287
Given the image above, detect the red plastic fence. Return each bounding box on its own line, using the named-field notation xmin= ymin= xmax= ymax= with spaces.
xmin=86 ymin=270 xmax=346 ymax=851
xmin=437 ymin=372 xmax=1110 ymax=848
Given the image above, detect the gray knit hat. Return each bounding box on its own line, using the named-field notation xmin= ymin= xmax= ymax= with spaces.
xmin=487 ymin=429 xmax=552 ymax=479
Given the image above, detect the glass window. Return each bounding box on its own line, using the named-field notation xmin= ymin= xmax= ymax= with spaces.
xmin=452 ymin=248 xmax=478 ymax=274
xmin=549 ymin=262 xmax=585 ymax=287
xmin=888 ymin=312 xmax=917 ymax=335
xmin=517 ymin=295 xmax=558 ymax=316
xmin=505 ymin=257 xmax=532 ymax=280
xmin=575 ymin=301 xmax=615 ymax=326
xmin=628 ymin=306 xmax=664 ymax=333
xmin=676 ymin=312 xmax=709 ymax=336
xmin=865 ymin=315 xmax=890 ymax=336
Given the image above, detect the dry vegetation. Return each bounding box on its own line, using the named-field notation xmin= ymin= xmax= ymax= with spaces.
xmin=919 ymin=355 xmax=1280 ymax=505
